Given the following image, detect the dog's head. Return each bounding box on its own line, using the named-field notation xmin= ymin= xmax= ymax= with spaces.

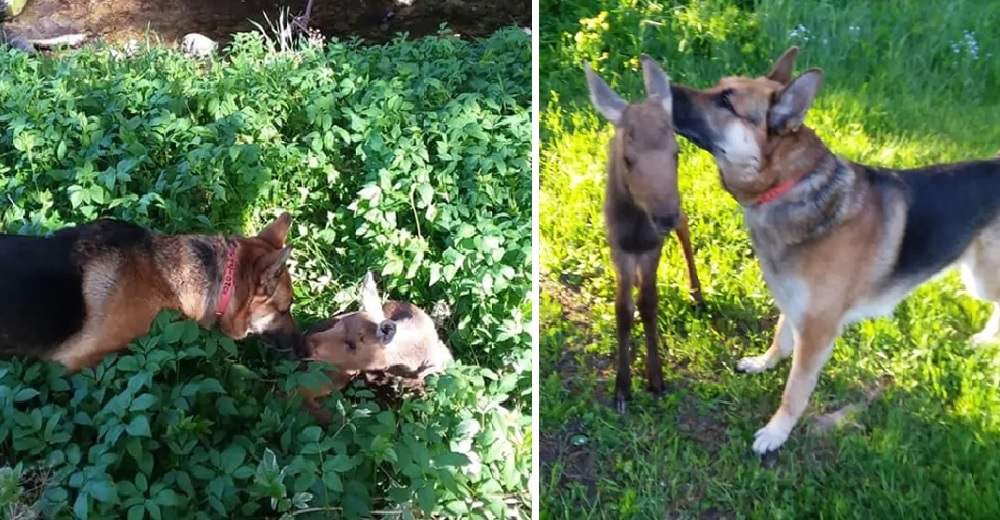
xmin=585 ymin=55 xmax=682 ymax=234
xmin=671 ymin=47 xmax=827 ymax=204
xmin=218 ymin=211 xmax=301 ymax=351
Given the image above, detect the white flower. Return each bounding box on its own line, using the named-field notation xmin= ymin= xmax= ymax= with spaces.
xmin=788 ymin=23 xmax=811 ymax=42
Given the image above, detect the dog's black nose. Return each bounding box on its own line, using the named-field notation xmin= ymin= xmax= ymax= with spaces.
xmin=262 ymin=330 xmax=308 ymax=358
xmin=651 ymin=213 xmax=679 ymax=233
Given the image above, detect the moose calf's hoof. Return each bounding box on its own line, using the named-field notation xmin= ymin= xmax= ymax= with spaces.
xmin=614 ymin=397 xmax=628 ymax=416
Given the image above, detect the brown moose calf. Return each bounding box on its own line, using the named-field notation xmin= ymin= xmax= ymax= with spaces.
xmin=299 ymin=272 xmax=453 ymax=423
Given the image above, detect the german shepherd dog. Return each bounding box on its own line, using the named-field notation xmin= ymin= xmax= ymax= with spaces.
xmin=670 ymin=47 xmax=1000 ymax=454
xmin=584 ymin=55 xmax=703 ymax=414
xmin=0 ymin=212 xmax=300 ymax=372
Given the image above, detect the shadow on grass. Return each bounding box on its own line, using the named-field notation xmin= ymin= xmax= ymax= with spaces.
xmin=540 ymin=267 xmax=1000 ymax=518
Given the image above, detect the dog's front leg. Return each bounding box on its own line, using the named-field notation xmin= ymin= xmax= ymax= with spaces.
xmin=752 ymin=314 xmax=839 ymax=454
xmin=737 ymin=313 xmax=794 ymax=374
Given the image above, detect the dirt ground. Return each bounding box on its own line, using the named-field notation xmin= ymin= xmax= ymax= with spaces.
xmin=10 ymin=0 xmax=530 ymax=46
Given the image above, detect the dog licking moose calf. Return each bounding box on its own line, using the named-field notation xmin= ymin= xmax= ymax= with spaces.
xmin=584 ymin=47 xmax=1000 ymax=456
xmin=0 ymin=212 xmax=452 ymax=423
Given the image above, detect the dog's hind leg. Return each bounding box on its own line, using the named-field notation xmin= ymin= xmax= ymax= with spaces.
xmin=611 ymin=249 xmax=638 ymax=415
xmin=737 ymin=313 xmax=795 ymax=374
xmin=972 ymin=303 xmax=1000 ymax=345
xmin=752 ymin=314 xmax=840 ymax=454
xmin=674 ymin=211 xmax=704 ymax=305
xmin=636 ymin=248 xmax=665 ymax=398
xmin=960 ymin=230 xmax=1000 ymax=345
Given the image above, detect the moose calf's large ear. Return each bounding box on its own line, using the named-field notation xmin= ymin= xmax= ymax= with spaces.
xmin=584 ymin=60 xmax=627 ymax=124
xmin=257 ymin=211 xmax=292 ymax=248
xmin=768 ymin=68 xmax=823 ymax=134
xmin=640 ymin=54 xmax=672 ymax=115
xmin=359 ymin=271 xmax=387 ymax=322
xmin=766 ymin=46 xmax=799 ymax=85
xmin=258 ymin=246 xmax=293 ymax=294
xmin=376 ymin=320 xmax=397 ymax=345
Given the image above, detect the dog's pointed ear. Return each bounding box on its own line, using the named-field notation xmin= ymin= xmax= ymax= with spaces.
xmin=640 ymin=54 xmax=672 ymax=115
xmin=257 ymin=211 xmax=292 ymax=248
xmin=258 ymin=246 xmax=293 ymax=294
xmin=766 ymin=47 xmax=799 ymax=85
xmin=359 ymin=271 xmax=386 ymax=322
xmin=768 ymin=68 xmax=823 ymax=133
xmin=584 ymin=61 xmax=627 ymax=124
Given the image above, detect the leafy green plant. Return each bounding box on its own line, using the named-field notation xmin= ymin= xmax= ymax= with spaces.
xmin=0 ymin=26 xmax=531 ymax=519
xmin=541 ymin=0 xmax=1000 ymax=518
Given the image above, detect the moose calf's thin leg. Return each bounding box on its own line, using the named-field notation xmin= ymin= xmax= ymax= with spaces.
xmin=612 ymin=249 xmax=637 ymax=415
xmin=752 ymin=315 xmax=839 ymax=454
xmin=637 ymin=249 xmax=665 ymax=397
xmin=675 ymin=211 xmax=703 ymax=305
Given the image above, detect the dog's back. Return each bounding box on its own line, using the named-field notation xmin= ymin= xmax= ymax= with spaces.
xmin=0 ymin=219 xmax=154 ymax=357
xmin=865 ymin=159 xmax=1000 ymax=285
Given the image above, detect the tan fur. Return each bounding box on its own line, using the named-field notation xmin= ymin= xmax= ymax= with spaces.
xmin=47 ymin=213 xmax=298 ymax=372
xmin=674 ymin=47 xmax=1000 ymax=453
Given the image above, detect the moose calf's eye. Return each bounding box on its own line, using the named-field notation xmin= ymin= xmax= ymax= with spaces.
xmin=346 ymin=341 xmax=357 ymax=351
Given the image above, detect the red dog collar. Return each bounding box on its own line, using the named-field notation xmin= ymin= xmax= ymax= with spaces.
xmin=215 ymin=247 xmax=237 ymax=317
xmin=755 ymin=179 xmax=799 ymax=206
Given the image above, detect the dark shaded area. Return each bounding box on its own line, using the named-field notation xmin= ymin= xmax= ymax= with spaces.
xmin=11 ymin=0 xmax=531 ymax=45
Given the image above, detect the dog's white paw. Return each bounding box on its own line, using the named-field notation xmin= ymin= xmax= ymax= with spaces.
xmin=736 ymin=354 xmax=772 ymax=374
xmin=752 ymin=425 xmax=790 ymax=454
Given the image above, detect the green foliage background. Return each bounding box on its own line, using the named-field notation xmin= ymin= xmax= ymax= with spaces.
xmin=0 ymin=27 xmax=531 ymax=519
xmin=540 ymin=0 xmax=1000 ymax=518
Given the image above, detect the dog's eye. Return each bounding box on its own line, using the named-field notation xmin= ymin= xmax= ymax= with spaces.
xmin=716 ymin=90 xmax=736 ymax=113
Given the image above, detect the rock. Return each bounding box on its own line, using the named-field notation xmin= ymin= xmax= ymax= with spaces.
xmin=180 ymin=32 xmax=216 ymax=59
xmin=7 ymin=36 xmax=34 ymax=53
xmin=1 ymin=0 xmax=29 ymax=20
xmin=123 ymin=39 xmax=140 ymax=57
xmin=2 ymin=18 xmax=83 ymax=43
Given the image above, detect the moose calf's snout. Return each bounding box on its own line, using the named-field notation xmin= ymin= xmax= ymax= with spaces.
xmin=651 ymin=212 xmax=680 ymax=234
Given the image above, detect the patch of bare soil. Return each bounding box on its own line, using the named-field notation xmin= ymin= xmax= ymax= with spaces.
xmin=674 ymin=391 xmax=730 ymax=456
xmin=538 ymin=417 xmax=598 ymax=500
xmin=539 ymin=273 xmax=606 ymax=501
xmin=9 ymin=0 xmax=530 ymax=47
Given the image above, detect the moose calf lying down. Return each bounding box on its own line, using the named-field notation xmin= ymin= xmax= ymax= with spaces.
xmin=299 ymin=272 xmax=453 ymax=423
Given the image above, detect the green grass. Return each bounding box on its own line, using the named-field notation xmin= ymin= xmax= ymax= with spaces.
xmin=539 ymin=0 xmax=1000 ymax=518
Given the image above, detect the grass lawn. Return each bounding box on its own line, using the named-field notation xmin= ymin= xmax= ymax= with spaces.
xmin=538 ymin=0 xmax=1000 ymax=518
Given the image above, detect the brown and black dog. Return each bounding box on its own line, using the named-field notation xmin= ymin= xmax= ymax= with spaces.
xmin=299 ymin=271 xmax=452 ymax=423
xmin=670 ymin=47 xmax=1000 ymax=454
xmin=584 ymin=55 xmax=703 ymax=414
xmin=0 ymin=212 xmax=300 ymax=372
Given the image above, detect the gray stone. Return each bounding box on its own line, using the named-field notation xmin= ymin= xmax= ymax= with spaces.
xmin=7 ymin=36 xmax=34 ymax=53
